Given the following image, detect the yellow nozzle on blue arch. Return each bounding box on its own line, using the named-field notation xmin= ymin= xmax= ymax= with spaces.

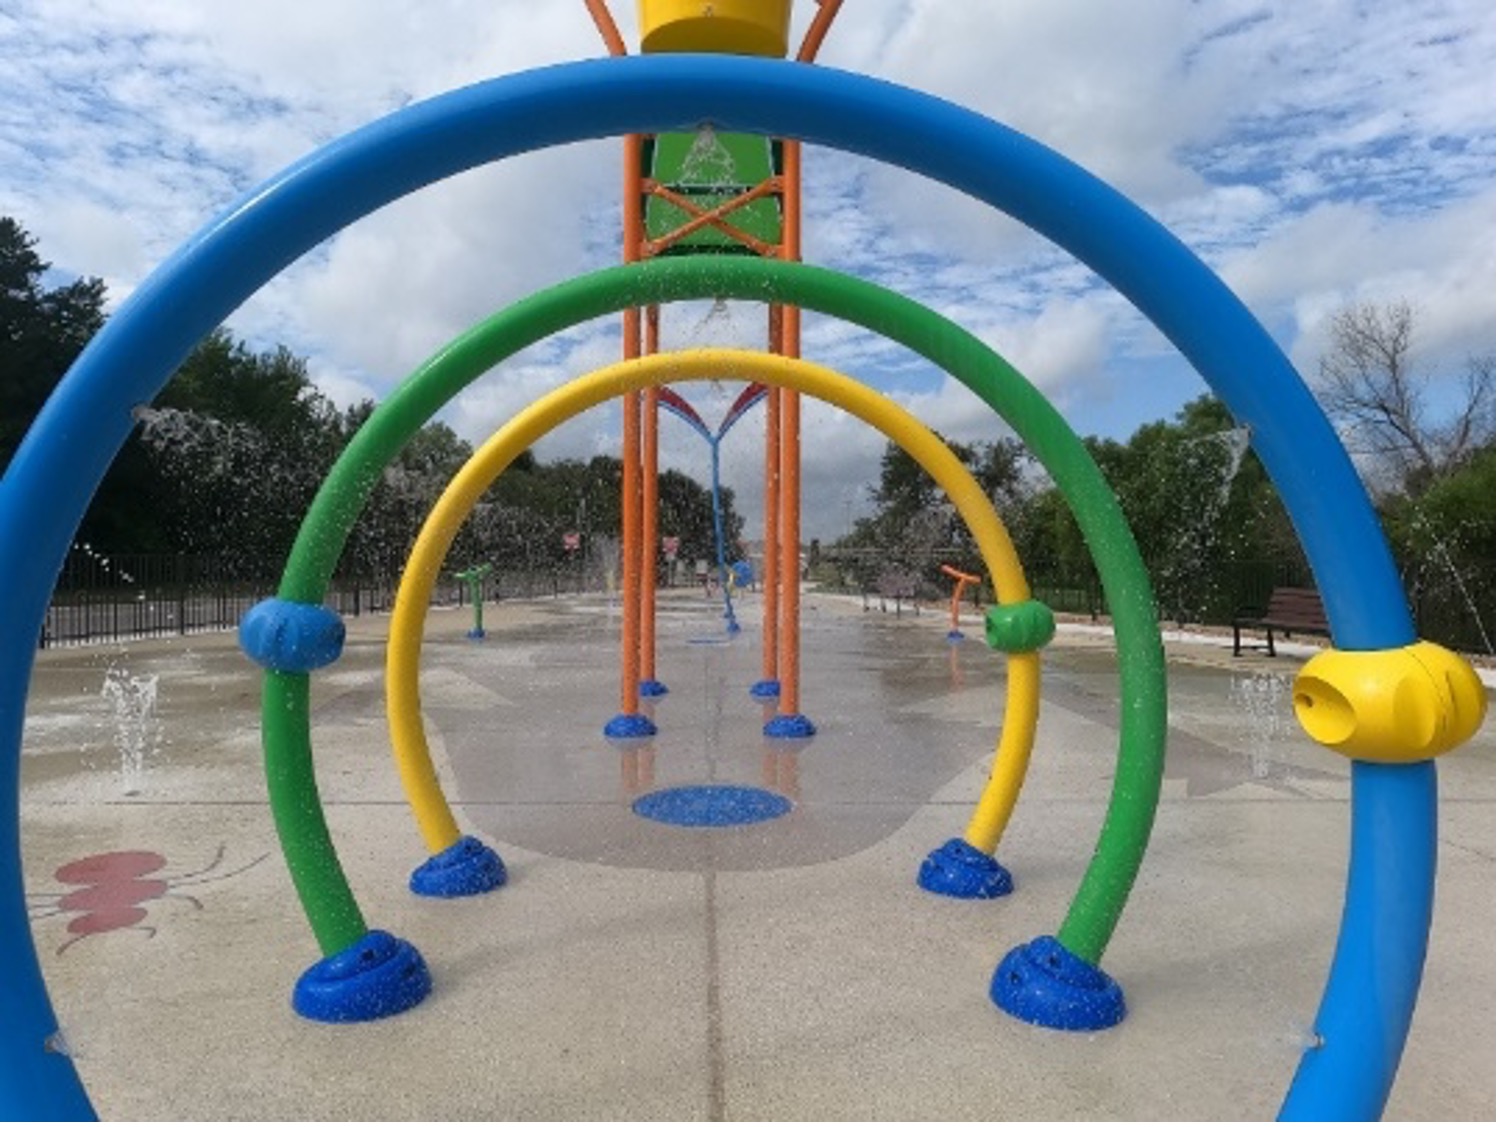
xmin=1293 ymin=641 xmax=1487 ymax=762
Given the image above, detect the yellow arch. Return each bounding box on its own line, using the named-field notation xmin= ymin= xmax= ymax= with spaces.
xmin=386 ymin=349 xmax=1043 ymax=859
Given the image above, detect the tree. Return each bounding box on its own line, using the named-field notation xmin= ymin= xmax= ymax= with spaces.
xmin=348 ymin=414 xmax=475 ymax=577
xmin=1005 ymin=396 xmax=1296 ymax=625
xmin=863 ymin=440 xmax=964 ymax=585
xmin=0 ymin=217 xmax=106 ymax=471
xmin=1381 ymin=441 xmax=1496 ymax=653
xmin=657 ymin=467 xmax=742 ymax=573
xmin=1317 ymin=301 xmax=1495 ymax=494
xmin=447 ymin=453 xmax=741 ymax=586
xmin=836 ymin=436 xmax=1031 ymax=598
xmin=110 ymin=330 xmax=350 ymax=567
xmin=968 ymin=435 xmax=1030 ymax=514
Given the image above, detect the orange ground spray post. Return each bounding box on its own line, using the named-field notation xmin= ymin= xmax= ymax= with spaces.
xmin=767 ymin=138 xmax=814 ymax=739
xmin=940 ymin=564 xmax=983 ymax=642
xmin=640 ymin=305 xmax=666 ymax=697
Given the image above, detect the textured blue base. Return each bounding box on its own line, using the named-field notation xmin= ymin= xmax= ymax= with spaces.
xmin=725 ymin=619 xmax=742 ymax=636
xmin=293 ymin=929 xmax=431 ymax=1023
xmin=634 ymin=784 xmax=792 ymax=827
xmin=990 ymin=935 xmax=1126 ymax=1031
xmin=764 ymin=713 xmax=816 ymax=739
xmin=947 ymin=629 xmax=965 ymax=643
xmin=639 ymin=679 xmax=669 ymax=698
xmin=918 ymin=837 xmax=1013 ymax=899
xmin=748 ymin=679 xmax=781 ymax=699
xmin=409 ymin=835 xmax=506 ymax=898
xmin=465 ymin=628 xmax=485 ymax=640
xmin=604 ymin=712 xmax=658 ymax=738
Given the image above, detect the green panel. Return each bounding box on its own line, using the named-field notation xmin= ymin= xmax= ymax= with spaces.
xmin=644 ymin=131 xmax=782 ymax=252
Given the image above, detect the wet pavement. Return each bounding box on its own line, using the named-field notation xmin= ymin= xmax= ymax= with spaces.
xmin=17 ymin=589 xmax=1496 ymax=1120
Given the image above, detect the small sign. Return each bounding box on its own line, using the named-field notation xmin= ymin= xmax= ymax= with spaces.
xmin=562 ymin=532 xmax=581 ymax=552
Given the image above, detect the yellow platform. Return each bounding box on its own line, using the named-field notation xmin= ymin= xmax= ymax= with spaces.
xmin=639 ymin=0 xmax=791 ymax=57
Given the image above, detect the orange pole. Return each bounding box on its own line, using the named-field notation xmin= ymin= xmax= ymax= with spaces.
xmin=581 ymin=0 xmax=629 ymax=56
xmin=796 ymin=0 xmax=846 ymax=62
xmin=620 ymin=386 xmax=643 ymax=717
xmin=640 ymin=305 xmax=662 ymax=691
xmin=776 ymin=139 xmax=804 ymax=721
xmin=768 ymin=0 xmax=843 ymax=723
xmin=757 ymin=305 xmax=782 ymax=695
xmin=587 ymin=0 xmax=640 ymax=728
xmin=617 ymin=132 xmax=645 ymax=723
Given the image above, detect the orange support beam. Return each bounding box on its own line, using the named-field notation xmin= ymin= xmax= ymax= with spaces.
xmin=752 ymin=304 xmax=782 ymax=699
xmin=607 ymin=131 xmax=652 ymax=737
xmin=640 ymin=305 xmax=664 ymax=695
xmin=770 ymin=138 xmax=812 ymax=736
xmin=796 ymin=0 xmax=845 ymax=62
xmin=582 ymin=0 xmax=629 ymax=56
xmin=619 ymin=375 xmax=644 ymax=717
xmin=588 ymin=0 xmax=843 ymax=736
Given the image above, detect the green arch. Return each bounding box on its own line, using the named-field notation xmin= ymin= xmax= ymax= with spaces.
xmin=266 ymin=255 xmax=1166 ymax=968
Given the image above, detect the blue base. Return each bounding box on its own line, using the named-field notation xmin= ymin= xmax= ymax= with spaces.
xmin=918 ymin=837 xmax=1013 ymax=899
xmin=604 ymin=712 xmax=657 ymax=738
xmin=990 ymin=935 xmax=1126 ymax=1031
xmin=633 ymin=784 xmax=792 ymax=827
xmin=292 ymin=929 xmax=431 ymax=1023
xmin=725 ymin=619 xmax=742 ymax=636
xmin=749 ymin=679 xmax=781 ymax=699
xmin=409 ymin=835 xmax=506 ymax=898
xmin=947 ymin=629 xmax=965 ymax=643
xmin=639 ymin=679 xmax=669 ymax=698
xmin=764 ymin=713 xmax=817 ymax=739
xmin=465 ymin=628 xmax=485 ymax=640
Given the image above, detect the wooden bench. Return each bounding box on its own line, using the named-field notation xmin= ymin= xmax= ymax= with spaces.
xmin=1232 ymin=587 xmax=1330 ymax=656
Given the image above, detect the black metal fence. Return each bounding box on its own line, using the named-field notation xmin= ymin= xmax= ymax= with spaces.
xmin=38 ymin=547 xmax=1494 ymax=656
xmin=39 ymin=549 xmax=612 ymax=649
xmin=819 ymin=549 xmax=1493 ymax=657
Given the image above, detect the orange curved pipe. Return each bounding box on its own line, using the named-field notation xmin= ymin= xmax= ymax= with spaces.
xmin=582 ymin=0 xmax=629 ymax=56
xmin=796 ymin=0 xmax=845 ymax=62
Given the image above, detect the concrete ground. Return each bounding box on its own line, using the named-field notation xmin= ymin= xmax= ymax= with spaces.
xmin=17 ymin=588 xmax=1496 ymax=1121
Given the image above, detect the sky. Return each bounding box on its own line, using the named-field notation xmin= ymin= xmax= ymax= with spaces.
xmin=1 ymin=0 xmax=1494 ymax=542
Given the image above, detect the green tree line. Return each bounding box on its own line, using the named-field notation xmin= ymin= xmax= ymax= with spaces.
xmin=5 ymin=216 xmax=1489 ymax=650
xmin=0 ymin=216 xmax=740 ymax=585
xmin=828 ymin=327 xmax=1493 ymax=654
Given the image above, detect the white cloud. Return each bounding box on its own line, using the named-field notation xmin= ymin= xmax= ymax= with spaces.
xmin=1219 ymin=192 xmax=1497 ymax=374
xmin=0 ymin=0 xmax=1492 ymax=542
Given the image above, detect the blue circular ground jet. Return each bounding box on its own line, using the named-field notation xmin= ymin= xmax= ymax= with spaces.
xmin=633 ymin=785 xmax=792 ymax=828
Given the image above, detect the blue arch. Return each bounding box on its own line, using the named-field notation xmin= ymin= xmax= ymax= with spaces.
xmin=0 ymin=55 xmax=1424 ymax=1120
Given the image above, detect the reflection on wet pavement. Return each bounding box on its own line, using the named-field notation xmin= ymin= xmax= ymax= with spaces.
xmin=424 ymin=594 xmax=1347 ymax=872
